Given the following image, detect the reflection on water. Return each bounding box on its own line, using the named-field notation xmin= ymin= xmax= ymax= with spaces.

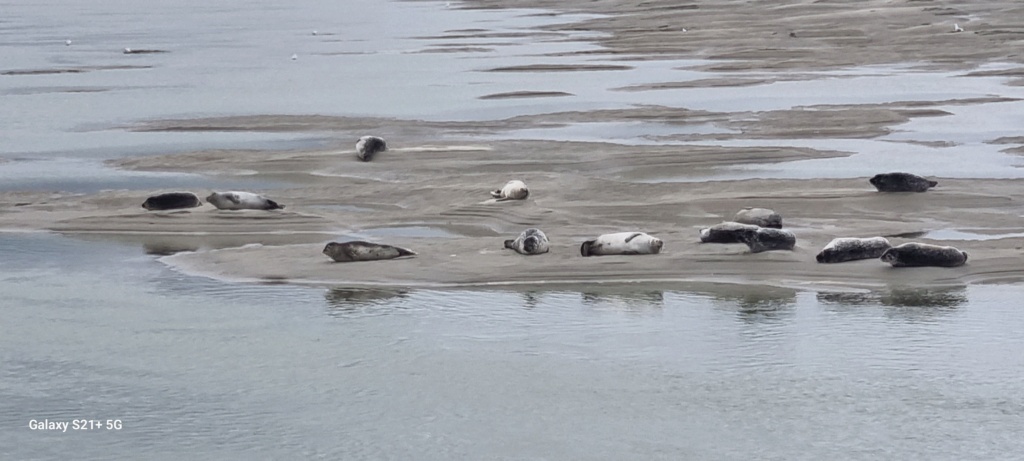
xmin=817 ymin=286 xmax=968 ymax=308
xmin=325 ymin=287 xmax=408 ymax=311
xmin=580 ymin=286 xmax=665 ymax=307
xmin=703 ymin=284 xmax=798 ymax=322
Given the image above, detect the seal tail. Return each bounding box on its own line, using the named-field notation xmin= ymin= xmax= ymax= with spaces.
xmin=503 ymin=239 xmax=515 ymax=250
xmin=928 ymin=180 xmax=938 ymax=188
xmin=266 ymin=199 xmax=284 ymax=210
xmin=490 ymin=189 xmax=502 ymax=199
xmin=395 ymin=246 xmax=417 ymax=257
xmin=580 ymin=240 xmax=596 ymax=257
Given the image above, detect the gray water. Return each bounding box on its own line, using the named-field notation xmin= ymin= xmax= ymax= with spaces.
xmin=4 ymin=0 xmax=1024 ymax=459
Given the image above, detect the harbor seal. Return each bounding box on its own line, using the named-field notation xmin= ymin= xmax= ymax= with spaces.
xmin=734 ymin=207 xmax=783 ymax=228
xmin=206 ymin=191 xmax=283 ymax=210
xmin=699 ymin=222 xmax=760 ymax=244
xmin=322 ymin=241 xmax=417 ymax=262
xmin=490 ymin=180 xmax=529 ymax=201
xmin=736 ymin=227 xmax=796 ymax=253
xmin=869 ymin=172 xmax=937 ymax=192
xmin=880 ymin=243 xmax=967 ymax=268
xmin=142 ymin=192 xmax=201 ymax=211
xmin=356 ymin=135 xmax=387 ymax=161
xmin=504 ymin=228 xmax=549 ymax=255
xmin=816 ymin=237 xmax=892 ymax=263
xmin=580 ymin=232 xmax=663 ymax=257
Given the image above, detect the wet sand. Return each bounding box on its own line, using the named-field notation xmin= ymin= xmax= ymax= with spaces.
xmin=3 ymin=0 xmax=1024 ymax=289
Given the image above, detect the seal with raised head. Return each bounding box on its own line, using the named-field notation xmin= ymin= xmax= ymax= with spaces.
xmin=490 ymin=180 xmax=529 ymax=201
xmin=736 ymin=227 xmax=796 ymax=253
xmin=869 ymin=172 xmax=937 ymax=192
xmin=816 ymin=237 xmax=892 ymax=263
xmin=880 ymin=242 xmax=967 ymax=267
xmin=699 ymin=222 xmax=761 ymax=244
xmin=504 ymin=228 xmax=549 ymax=255
xmin=734 ymin=207 xmax=783 ymax=228
xmin=322 ymin=241 xmax=417 ymax=262
xmin=142 ymin=192 xmax=201 ymax=211
xmin=356 ymin=135 xmax=387 ymax=162
xmin=580 ymin=232 xmax=663 ymax=257
xmin=206 ymin=191 xmax=283 ymax=210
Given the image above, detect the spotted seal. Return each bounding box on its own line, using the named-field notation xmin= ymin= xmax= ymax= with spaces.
xmin=699 ymin=222 xmax=761 ymax=244
xmin=356 ymin=136 xmax=387 ymax=162
xmin=815 ymin=237 xmax=892 ymax=263
xmin=142 ymin=192 xmax=202 ymax=211
xmin=736 ymin=227 xmax=796 ymax=253
xmin=206 ymin=191 xmax=283 ymax=210
xmin=733 ymin=207 xmax=783 ymax=228
xmin=504 ymin=228 xmax=549 ymax=255
xmin=880 ymin=242 xmax=967 ymax=267
xmin=322 ymin=241 xmax=417 ymax=262
xmin=869 ymin=172 xmax=937 ymax=192
xmin=580 ymin=232 xmax=663 ymax=257
xmin=490 ymin=180 xmax=529 ymax=201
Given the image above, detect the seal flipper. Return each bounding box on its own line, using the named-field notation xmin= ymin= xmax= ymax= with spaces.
xmin=490 ymin=190 xmax=502 ymax=199
xmin=503 ymin=239 xmax=516 ymax=250
xmin=928 ymin=180 xmax=938 ymax=188
xmin=225 ymin=193 xmax=241 ymax=205
xmin=266 ymin=199 xmax=283 ymax=210
xmin=624 ymin=232 xmax=643 ymax=243
xmin=394 ymin=246 xmax=417 ymax=258
xmin=580 ymin=240 xmax=596 ymax=257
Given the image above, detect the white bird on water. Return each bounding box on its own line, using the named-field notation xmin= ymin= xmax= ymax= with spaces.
xmin=953 ymin=23 xmax=964 ymax=33
xmin=291 ymin=53 xmax=298 ymax=60
xmin=312 ymin=30 xmax=318 ymax=36
xmin=65 ymin=39 xmax=72 ymax=46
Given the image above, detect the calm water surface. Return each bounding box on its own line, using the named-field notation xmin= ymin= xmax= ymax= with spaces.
xmin=2 ymin=233 xmax=1023 ymax=460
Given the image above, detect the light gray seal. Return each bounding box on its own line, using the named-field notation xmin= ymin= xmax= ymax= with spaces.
xmin=142 ymin=192 xmax=201 ymax=211
xmin=206 ymin=191 xmax=283 ymax=210
xmin=322 ymin=241 xmax=417 ymax=262
xmin=504 ymin=228 xmax=549 ymax=255
xmin=356 ymin=136 xmax=387 ymax=161
xmin=580 ymin=232 xmax=663 ymax=257
xmin=816 ymin=237 xmax=892 ymax=263
xmin=734 ymin=207 xmax=783 ymax=228
xmin=699 ymin=222 xmax=760 ymax=244
xmin=869 ymin=172 xmax=937 ymax=192
xmin=490 ymin=180 xmax=529 ymax=201
xmin=736 ymin=227 xmax=796 ymax=253
xmin=880 ymin=242 xmax=967 ymax=267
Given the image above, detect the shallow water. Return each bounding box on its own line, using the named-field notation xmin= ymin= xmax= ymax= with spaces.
xmin=2 ymin=233 xmax=1024 ymax=459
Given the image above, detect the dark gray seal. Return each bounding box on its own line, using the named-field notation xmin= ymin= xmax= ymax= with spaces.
xmin=699 ymin=222 xmax=760 ymax=244
xmin=880 ymin=243 xmax=967 ymax=267
xmin=736 ymin=227 xmax=796 ymax=253
xmin=816 ymin=237 xmax=892 ymax=263
xmin=734 ymin=207 xmax=783 ymax=228
xmin=142 ymin=192 xmax=201 ymax=211
xmin=322 ymin=241 xmax=417 ymax=262
xmin=356 ymin=136 xmax=387 ymax=161
xmin=869 ymin=172 xmax=937 ymax=192
xmin=504 ymin=228 xmax=549 ymax=255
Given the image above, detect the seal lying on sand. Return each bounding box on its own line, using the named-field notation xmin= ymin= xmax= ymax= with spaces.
xmin=581 ymin=232 xmax=663 ymax=257
xmin=880 ymin=242 xmax=967 ymax=267
xmin=142 ymin=192 xmax=201 ymax=211
xmin=356 ymin=136 xmax=387 ymax=161
xmin=504 ymin=228 xmax=549 ymax=255
xmin=699 ymin=222 xmax=760 ymax=243
xmin=490 ymin=180 xmax=529 ymax=201
xmin=206 ymin=191 xmax=283 ymax=210
xmin=734 ymin=207 xmax=783 ymax=228
xmin=816 ymin=237 xmax=892 ymax=263
xmin=322 ymin=241 xmax=417 ymax=262
xmin=736 ymin=227 xmax=796 ymax=253
xmin=869 ymin=172 xmax=937 ymax=192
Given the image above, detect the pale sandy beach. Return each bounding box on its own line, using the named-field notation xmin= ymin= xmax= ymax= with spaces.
xmin=3 ymin=0 xmax=1023 ymax=290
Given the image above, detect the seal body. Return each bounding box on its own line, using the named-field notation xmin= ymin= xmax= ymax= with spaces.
xmin=869 ymin=172 xmax=937 ymax=192
xmin=142 ymin=192 xmax=201 ymax=211
xmin=580 ymin=232 xmax=663 ymax=257
xmin=490 ymin=180 xmax=529 ymax=201
xmin=699 ymin=222 xmax=760 ymax=243
xmin=736 ymin=227 xmax=796 ymax=253
xmin=206 ymin=191 xmax=283 ymax=210
xmin=880 ymin=243 xmax=967 ymax=267
xmin=322 ymin=241 xmax=417 ymax=262
xmin=734 ymin=207 xmax=783 ymax=228
xmin=816 ymin=237 xmax=891 ymax=263
xmin=504 ymin=228 xmax=549 ymax=255
xmin=356 ymin=136 xmax=387 ymax=162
